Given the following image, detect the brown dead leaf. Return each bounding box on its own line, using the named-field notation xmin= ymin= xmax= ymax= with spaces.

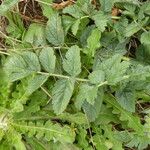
xmin=91 ymin=0 xmax=97 ymax=6
xmin=52 ymin=0 xmax=75 ymax=10
xmin=111 ymin=7 xmax=121 ymax=16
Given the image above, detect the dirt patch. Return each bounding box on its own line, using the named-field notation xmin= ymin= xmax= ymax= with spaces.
xmin=18 ymin=0 xmax=47 ymax=27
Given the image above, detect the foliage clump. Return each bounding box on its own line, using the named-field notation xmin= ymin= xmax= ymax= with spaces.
xmin=0 ymin=0 xmax=150 ymax=149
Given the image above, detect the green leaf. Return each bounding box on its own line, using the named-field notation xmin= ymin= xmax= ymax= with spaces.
xmin=76 ymin=127 xmax=90 ymax=149
xmin=144 ymin=113 xmax=150 ymax=138
xmin=140 ymin=1 xmax=150 ymax=15
xmin=82 ymin=88 xmax=104 ymax=122
xmin=5 ymin=52 xmax=41 ymax=81
xmin=25 ymin=74 xmax=49 ymax=96
xmin=116 ymin=89 xmax=136 ymax=112
xmin=76 ymin=84 xmax=98 ymax=107
xmin=89 ymin=70 xmax=105 ymax=84
xmin=92 ymin=11 xmax=108 ymax=32
xmin=99 ymin=0 xmax=114 ymax=12
xmin=85 ymin=28 xmax=101 ymax=57
xmin=136 ymin=45 xmax=150 ymax=64
xmin=93 ymin=135 xmax=108 ymax=150
xmin=71 ymin=19 xmax=81 ymax=35
xmin=105 ymin=94 xmax=144 ymax=135
xmin=63 ymin=5 xmax=84 ymax=19
xmin=102 ymin=125 xmax=124 ymax=150
xmin=85 ymin=86 xmax=98 ymax=105
xmin=114 ymin=131 xmax=132 ymax=143
xmin=52 ymin=79 xmax=75 ymax=114
xmin=125 ymin=22 xmax=141 ymax=37
xmin=13 ymin=121 xmax=75 ymax=143
xmin=114 ymin=17 xmax=128 ymax=40
xmin=5 ymin=12 xmax=25 ymax=39
xmin=63 ymin=45 xmax=81 ymax=77
xmin=80 ymin=25 xmax=95 ymax=47
xmin=126 ymin=134 xmax=150 ymax=150
xmin=14 ymin=91 xmax=47 ymax=119
xmin=141 ymin=31 xmax=150 ymax=45
xmin=95 ymin=105 xmax=119 ymax=124
xmin=58 ymin=112 xmax=87 ymax=125
xmin=0 ymin=0 xmax=19 ymax=15
xmin=6 ymin=128 xmax=26 ymax=150
xmin=48 ymin=142 xmax=80 ymax=150
xmin=46 ymin=13 xmax=64 ymax=46
xmin=25 ymin=137 xmax=47 ymax=150
xmin=1 ymin=1 xmax=150 ymax=149
xmin=39 ymin=0 xmax=54 ymax=18
xmin=96 ymin=54 xmax=130 ymax=85
xmin=125 ymin=18 xmax=149 ymax=37
xmin=39 ymin=47 xmax=56 ymax=73
xmin=62 ymin=15 xmax=76 ymax=35
xmin=24 ymin=23 xmax=46 ymax=46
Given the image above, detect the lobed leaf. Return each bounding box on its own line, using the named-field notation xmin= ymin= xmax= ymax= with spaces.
xmin=13 ymin=121 xmax=75 ymax=143
xmin=104 ymin=94 xmax=144 ymax=135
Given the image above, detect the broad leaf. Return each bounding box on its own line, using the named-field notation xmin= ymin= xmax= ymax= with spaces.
xmin=89 ymin=70 xmax=105 ymax=84
xmin=52 ymin=79 xmax=75 ymax=114
xmin=71 ymin=19 xmax=81 ymax=35
xmin=116 ymin=89 xmax=136 ymax=112
xmin=92 ymin=11 xmax=108 ymax=32
xmin=82 ymin=88 xmax=104 ymax=122
xmin=136 ymin=45 xmax=150 ymax=64
xmin=25 ymin=74 xmax=49 ymax=96
xmin=125 ymin=18 xmax=149 ymax=37
xmin=96 ymin=54 xmax=130 ymax=85
xmin=85 ymin=28 xmax=101 ymax=57
xmin=63 ymin=5 xmax=84 ymax=19
xmin=75 ymin=84 xmax=98 ymax=108
xmin=141 ymin=31 xmax=150 ymax=45
xmin=39 ymin=47 xmax=56 ymax=73
xmin=24 ymin=23 xmax=46 ymax=46
xmin=99 ymin=0 xmax=114 ymax=12
xmin=46 ymin=13 xmax=64 ymax=46
xmin=5 ymin=52 xmax=41 ymax=81
xmin=141 ymin=1 xmax=150 ymax=15
xmin=39 ymin=0 xmax=54 ymax=18
xmin=63 ymin=45 xmax=81 ymax=77
xmin=125 ymin=22 xmax=141 ymax=37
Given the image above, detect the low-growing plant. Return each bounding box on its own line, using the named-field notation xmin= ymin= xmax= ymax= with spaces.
xmin=0 ymin=0 xmax=150 ymax=149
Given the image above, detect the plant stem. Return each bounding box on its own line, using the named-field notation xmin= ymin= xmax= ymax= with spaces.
xmin=111 ymin=16 xmax=121 ymax=19
xmin=98 ymin=81 xmax=108 ymax=87
xmin=40 ymin=86 xmax=52 ymax=98
xmin=37 ymin=71 xmax=89 ymax=82
xmin=0 ymin=51 xmax=10 ymax=56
